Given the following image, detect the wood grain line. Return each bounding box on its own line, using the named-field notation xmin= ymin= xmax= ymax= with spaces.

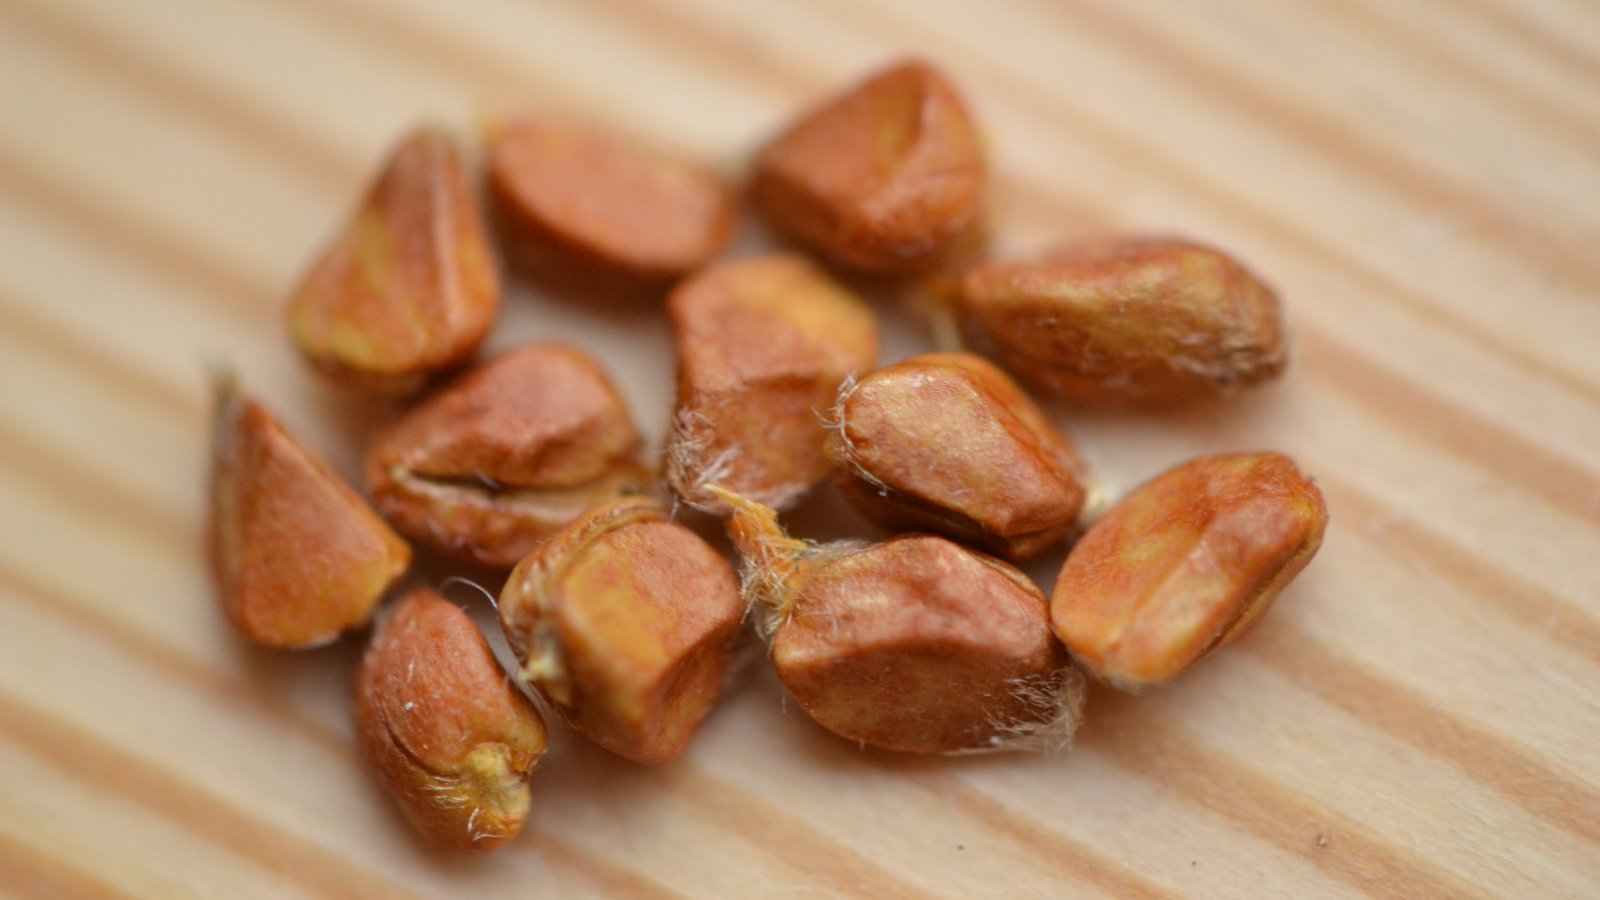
xmin=0 ymin=141 xmax=272 ymax=325
xmin=527 ymin=832 xmax=691 ymax=900
xmin=0 ymin=685 xmax=420 ymax=900
xmin=1244 ymin=624 xmax=1600 ymax=849
xmin=567 ymin=0 xmax=1600 ymax=415
xmin=0 ymin=421 xmax=193 ymax=554
xmin=1327 ymin=0 xmax=1600 ymax=152
xmin=1435 ymin=0 xmax=1600 ymax=88
xmin=1297 ymin=329 xmax=1600 ymax=528
xmin=656 ymin=765 xmax=941 ymax=899
xmin=0 ymin=0 xmax=359 ymax=192
xmin=1024 ymin=0 xmax=1600 ymax=290
xmin=0 ymin=295 xmax=197 ymax=424
xmin=0 ymin=830 xmax=135 ymax=900
xmin=1081 ymin=696 xmax=1493 ymax=900
xmin=904 ymin=771 xmax=1176 ymax=899
xmin=0 ymin=564 xmax=686 ymax=898
xmin=1321 ymin=474 xmax=1600 ymax=666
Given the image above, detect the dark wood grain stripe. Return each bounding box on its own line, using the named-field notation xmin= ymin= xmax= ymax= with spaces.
xmin=1082 ymin=695 xmax=1493 ymax=900
xmin=0 ymin=564 xmax=685 ymax=898
xmin=657 ymin=765 xmax=940 ymax=899
xmin=0 ymin=686 xmax=420 ymax=900
xmin=0 ymin=141 xmax=272 ymax=324
xmin=0 ymin=421 xmax=194 ymax=553
xmin=906 ymin=771 xmax=1176 ymax=899
xmin=0 ymin=0 xmax=359 ymax=191
xmin=1326 ymin=0 xmax=1600 ymax=153
xmin=1321 ymin=473 xmax=1600 ymax=666
xmin=529 ymin=832 xmax=690 ymax=900
xmin=0 ymin=830 xmax=134 ymax=900
xmin=1244 ymin=623 xmax=1600 ymax=849
xmin=1298 ymin=328 xmax=1600 ymax=528
xmin=1438 ymin=0 xmax=1600 ymax=88
xmin=1021 ymin=0 xmax=1600 ymax=291
xmin=0 ymin=295 xmax=197 ymax=423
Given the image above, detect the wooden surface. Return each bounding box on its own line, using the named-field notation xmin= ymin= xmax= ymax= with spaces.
xmin=1 ymin=0 xmax=1597 ymax=896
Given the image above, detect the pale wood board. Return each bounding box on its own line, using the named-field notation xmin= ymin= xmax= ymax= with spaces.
xmin=0 ymin=0 xmax=1597 ymax=896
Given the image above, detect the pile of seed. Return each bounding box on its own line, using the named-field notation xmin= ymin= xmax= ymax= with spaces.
xmin=208 ymin=58 xmax=1328 ymax=852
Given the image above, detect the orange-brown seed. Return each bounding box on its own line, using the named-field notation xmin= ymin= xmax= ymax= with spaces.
xmin=366 ymin=343 xmax=652 ymax=568
xmin=208 ymin=377 xmax=410 ymax=649
xmin=487 ymin=119 xmax=735 ymax=290
xmin=1051 ymin=452 xmax=1327 ymax=689
xmin=288 ymin=127 xmax=499 ymax=392
xmin=949 ymin=237 xmax=1286 ymax=406
xmin=498 ymin=497 xmax=744 ymax=764
xmin=355 ymin=588 xmax=547 ymax=851
xmin=827 ymin=352 xmax=1088 ymax=560
xmin=752 ymin=58 xmax=987 ymax=273
xmin=664 ymin=254 xmax=878 ymax=514
xmin=715 ymin=487 xmax=1083 ymax=754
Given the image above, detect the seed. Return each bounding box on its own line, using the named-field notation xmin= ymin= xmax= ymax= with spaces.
xmin=486 ymin=118 xmax=735 ymax=291
xmin=946 ymin=237 xmax=1286 ymax=405
xmin=826 ymin=352 xmax=1088 ymax=561
xmin=208 ymin=375 xmax=410 ymax=648
xmin=664 ymin=254 xmax=878 ymax=514
xmin=288 ymin=127 xmax=499 ymax=392
xmin=751 ymin=58 xmax=986 ymax=273
xmin=355 ymin=588 xmax=547 ymax=851
xmin=366 ymin=343 xmax=653 ymax=568
xmin=498 ymin=497 xmax=745 ymax=764
xmin=714 ymin=486 xmax=1083 ymax=754
xmin=1051 ymin=452 xmax=1327 ymax=689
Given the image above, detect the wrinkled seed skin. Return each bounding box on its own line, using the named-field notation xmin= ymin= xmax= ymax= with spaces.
xmin=366 ymin=343 xmax=652 ymax=567
xmin=288 ymin=128 xmax=499 ymax=392
xmin=764 ymin=536 xmax=1067 ymax=753
xmin=665 ymin=255 xmax=878 ymax=513
xmin=209 ymin=386 xmax=410 ymax=648
xmin=1051 ymin=452 xmax=1327 ymax=689
xmin=355 ymin=589 xmax=547 ymax=851
xmin=488 ymin=120 xmax=735 ymax=289
xmin=499 ymin=498 xmax=744 ymax=764
xmin=752 ymin=59 xmax=986 ymax=273
xmin=828 ymin=352 xmax=1087 ymax=560
xmin=952 ymin=238 xmax=1286 ymax=406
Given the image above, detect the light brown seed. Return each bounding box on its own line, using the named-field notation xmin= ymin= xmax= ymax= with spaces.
xmin=947 ymin=237 xmax=1286 ymax=406
xmin=366 ymin=343 xmax=653 ymax=568
xmin=826 ymin=352 xmax=1088 ymax=560
xmin=355 ymin=588 xmax=547 ymax=851
xmin=498 ymin=497 xmax=744 ymax=764
xmin=486 ymin=118 xmax=735 ymax=290
xmin=664 ymin=254 xmax=878 ymax=514
xmin=1051 ymin=452 xmax=1327 ymax=689
xmin=715 ymin=486 xmax=1083 ymax=754
xmin=751 ymin=58 xmax=987 ymax=273
xmin=288 ymin=127 xmax=499 ymax=392
xmin=208 ymin=376 xmax=410 ymax=648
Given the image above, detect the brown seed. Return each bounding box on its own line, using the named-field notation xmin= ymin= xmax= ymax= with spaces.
xmin=355 ymin=588 xmax=547 ymax=851
xmin=1051 ymin=452 xmax=1327 ymax=689
xmin=486 ymin=118 xmax=735 ymax=290
xmin=208 ymin=376 xmax=410 ymax=648
xmin=366 ymin=343 xmax=652 ymax=568
xmin=714 ymin=486 xmax=1083 ymax=754
xmin=947 ymin=237 xmax=1286 ymax=406
xmin=751 ymin=58 xmax=987 ymax=273
xmin=288 ymin=127 xmax=499 ymax=392
xmin=498 ymin=497 xmax=744 ymax=764
xmin=826 ymin=352 xmax=1088 ymax=561
xmin=664 ymin=254 xmax=878 ymax=514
